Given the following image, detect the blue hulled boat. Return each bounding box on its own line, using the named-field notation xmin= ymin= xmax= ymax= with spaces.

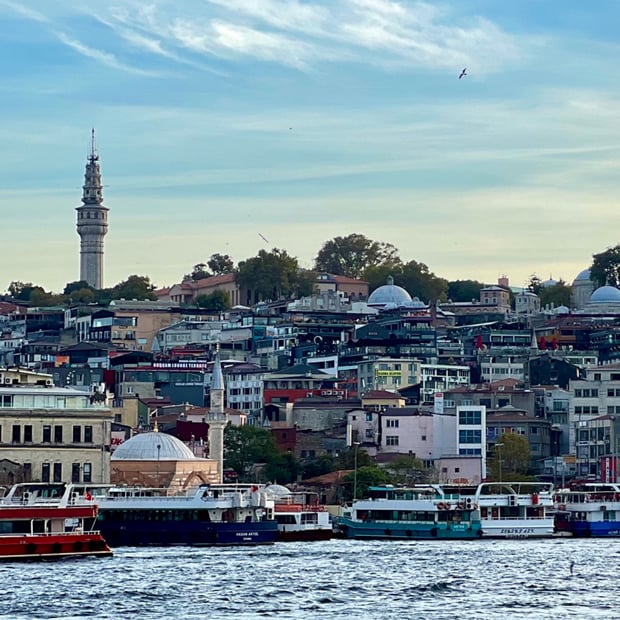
xmin=90 ymin=483 xmax=278 ymax=546
xmin=554 ymin=482 xmax=620 ymax=537
xmin=334 ymin=485 xmax=482 ymax=540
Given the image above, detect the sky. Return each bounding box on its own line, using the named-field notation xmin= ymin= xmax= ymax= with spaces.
xmin=1 ymin=0 xmax=620 ymax=294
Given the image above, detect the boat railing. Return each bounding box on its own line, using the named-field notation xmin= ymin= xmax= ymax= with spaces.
xmin=274 ymin=503 xmax=325 ymax=513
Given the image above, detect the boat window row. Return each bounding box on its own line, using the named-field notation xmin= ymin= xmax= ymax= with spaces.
xmin=99 ymin=509 xmax=213 ymax=522
xmin=355 ymin=510 xmax=473 ymax=523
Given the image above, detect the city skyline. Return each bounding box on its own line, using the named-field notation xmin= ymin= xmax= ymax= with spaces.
xmin=1 ymin=1 xmax=619 ymax=293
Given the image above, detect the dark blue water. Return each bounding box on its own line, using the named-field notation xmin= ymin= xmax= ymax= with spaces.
xmin=0 ymin=539 xmax=616 ymax=619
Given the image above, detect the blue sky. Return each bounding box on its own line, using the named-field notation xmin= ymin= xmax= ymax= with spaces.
xmin=1 ymin=0 xmax=619 ymax=293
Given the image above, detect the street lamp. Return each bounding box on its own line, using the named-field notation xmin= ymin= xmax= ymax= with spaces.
xmin=495 ymin=443 xmax=504 ymax=483
xmin=353 ymin=442 xmax=360 ymax=501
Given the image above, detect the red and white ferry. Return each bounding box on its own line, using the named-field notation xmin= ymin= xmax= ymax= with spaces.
xmin=265 ymin=485 xmax=333 ymax=542
xmin=0 ymin=483 xmax=112 ymax=561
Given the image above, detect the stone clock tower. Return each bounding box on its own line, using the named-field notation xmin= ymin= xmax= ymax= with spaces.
xmin=76 ymin=129 xmax=108 ymax=289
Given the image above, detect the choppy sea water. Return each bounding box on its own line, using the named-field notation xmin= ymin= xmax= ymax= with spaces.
xmin=0 ymin=539 xmax=617 ymax=619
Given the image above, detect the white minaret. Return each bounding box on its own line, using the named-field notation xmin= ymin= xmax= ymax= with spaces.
xmin=206 ymin=351 xmax=228 ymax=483
xmin=76 ymin=129 xmax=109 ymax=289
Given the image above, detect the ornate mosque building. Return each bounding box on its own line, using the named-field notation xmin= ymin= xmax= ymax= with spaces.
xmin=76 ymin=129 xmax=108 ymax=289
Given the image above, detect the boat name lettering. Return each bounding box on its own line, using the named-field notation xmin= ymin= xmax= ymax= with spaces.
xmin=500 ymin=528 xmax=534 ymax=535
xmin=235 ymin=531 xmax=259 ymax=537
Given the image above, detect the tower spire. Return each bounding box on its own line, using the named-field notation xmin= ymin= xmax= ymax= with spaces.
xmin=207 ymin=347 xmax=228 ymax=483
xmin=76 ymin=129 xmax=109 ymax=289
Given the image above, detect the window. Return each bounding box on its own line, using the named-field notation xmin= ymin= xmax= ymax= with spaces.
xmin=73 ymin=425 xmax=81 ymax=443
xmin=53 ymin=463 xmax=62 ymax=483
xmin=365 ymin=413 xmax=373 ymax=422
xmin=84 ymin=426 xmax=93 ymax=443
xmin=459 ymin=409 xmax=482 ymax=425
xmin=24 ymin=425 xmax=32 ymax=443
xmin=42 ymin=425 xmax=51 ymax=442
xmin=54 ymin=425 xmax=63 ymax=443
xmin=71 ymin=463 xmax=81 ymax=483
xmin=386 ymin=435 xmax=399 ymax=446
xmin=83 ymin=463 xmax=92 ymax=483
xmin=386 ymin=419 xmax=399 ymax=428
xmin=365 ymin=429 xmax=374 ymax=438
xmin=459 ymin=429 xmax=482 ymax=444
xmin=41 ymin=463 xmax=50 ymax=482
xmin=23 ymin=463 xmax=31 ymax=482
xmin=0 ymin=394 xmax=13 ymax=407
xmin=12 ymin=425 xmax=20 ymax=443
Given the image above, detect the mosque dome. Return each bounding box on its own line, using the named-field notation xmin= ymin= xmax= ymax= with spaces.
xmin=407 ymin=297 xmax=427 ymax=309
xmin=112 ymin=431 xmax=196 ymax=461
xmin=368 ymin=276 xmax=413 ymax=307
xmin=574 ymin=269 xmax=592 ymax=283
xmin=541 ymin=277 xmax=558 ymax=288
xmin=590 ymin=285 xmax=620 ymax=304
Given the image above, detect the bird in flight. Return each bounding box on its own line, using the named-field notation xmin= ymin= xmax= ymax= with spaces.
xmin=258 ymin=232 xmax=269 ymax=244
xmin=459 ymin=68 xmax=467 ymax=79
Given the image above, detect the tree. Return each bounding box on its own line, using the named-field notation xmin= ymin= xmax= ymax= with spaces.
xmin=539 ymin=281 xmax=571 ymax=308
xmin=263 ymin=452 xmax=302 ymax=485
xmin=63 ymin=280 xmax=94 ymax=295
xmin=111 ymin=275 xmax=157 ymax=301
xmin=399 ymin=260 xmax=448 ymax=303
xmin=189 ymin=263 xmax=211 ymax=281
xmin=527 ymin=274 xmax=542 ymax=295
xmin=314 ymin=234 xmax=400 ymax=278
xmin=28 ymin=287 xmax=64 ymax=307
xmin=195 ymin=290 xmax=231 ymax=311
xmin=341 ymin=465 xmax=392 ymax=501
xmin=386 ymin=455 xmax=429 ymax=485
xmin=487 ymin=433 xmax=532 ymax=481
xmin=301 ymin=454 xmax=336 ymax=479
xmin=447 ymin=280 xmax=485 ymax=302
xmin=207 ymin=253 xmax=234 ymax=275
xmin=335 ymin=447 xmax=373 ymax=470
xmin=235 ymin=249 xmax=312 ymax=304
xmin=591 ymin=245 xmax=620 ymax=288
xmin=224 ymin=424 xmax=278 ymax=481
xmin=7 ymin=281 xmax=36 ymax=301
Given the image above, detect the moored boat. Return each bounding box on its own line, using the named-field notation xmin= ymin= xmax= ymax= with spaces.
xmin=441 ymin=482 xmax=556 ymax=539
xmin=554 ymin=482 xmax=620 ymax=537
xmin=264 ymin=485 xmax=333 ymax=542
xmin=334 ymin=485 xmax=482 ymax=540
xmin=0 ymin=483 xmax=112 ymax=561
xmin=85 ymin=483 xmax=278 ymax=546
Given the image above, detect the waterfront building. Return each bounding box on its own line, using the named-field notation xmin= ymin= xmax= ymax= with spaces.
xmin=76 ymin=129 xmax=108 ymax=289
xmin=0 ymin=382 xmax=113 ymax=486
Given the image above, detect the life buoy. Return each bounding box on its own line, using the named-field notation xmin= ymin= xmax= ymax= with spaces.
xmin=444 ymin=502 xmax=451 ymax=510
xmin=437 ymin=502 xmax=446 ymax=510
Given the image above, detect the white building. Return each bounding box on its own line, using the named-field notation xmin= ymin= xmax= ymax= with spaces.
xmin=419 ymin=363 xmax=470 ymax=402
xmin=357 ymin=357 xmax=421 ymax=394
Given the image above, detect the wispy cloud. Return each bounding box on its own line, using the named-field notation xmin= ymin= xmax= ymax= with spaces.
xmin=55 ymin=32 xmax=162 ymax=76
xmin=0 ymin=0 xmax=48 ymax=23
xmin=46 ymin=0 xmax=521 ymax=73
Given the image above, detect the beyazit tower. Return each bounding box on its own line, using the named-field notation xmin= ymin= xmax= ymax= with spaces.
xmin=76 ymin=129 xmax=108 ymax=289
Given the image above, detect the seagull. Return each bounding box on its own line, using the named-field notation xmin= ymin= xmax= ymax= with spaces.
xmin=258 ymin=232 xmax=269 ymax=244
xmin=459 ymin=68 xmax=467 ymax=79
